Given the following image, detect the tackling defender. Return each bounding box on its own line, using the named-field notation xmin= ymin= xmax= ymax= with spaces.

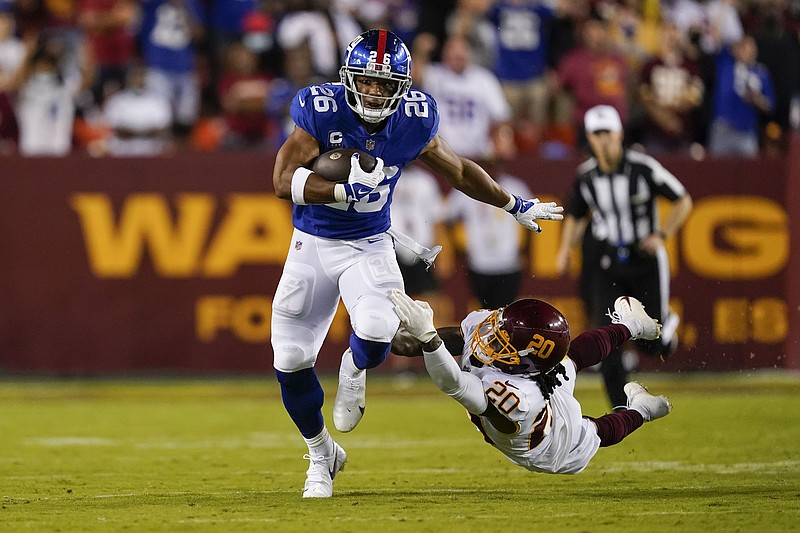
xmin=270 ymin=29 xmax=563 ymax=497
xmin=390 ymin=291 xmax=672 ymax=474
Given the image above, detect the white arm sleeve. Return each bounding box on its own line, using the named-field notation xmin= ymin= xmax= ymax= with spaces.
xmin=424 ymin=343 xmax=489 ymax=415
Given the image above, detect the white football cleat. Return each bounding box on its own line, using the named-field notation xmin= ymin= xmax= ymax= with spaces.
xmin=333 ymin=348 xmax=366 ymax=433
xmin=624 ymin=382 xmax=672 ymax=422
xmin=609 ymin=296 xmax=662 ymax=340
xmin=302 ymin=441 xmax=347 ymax=498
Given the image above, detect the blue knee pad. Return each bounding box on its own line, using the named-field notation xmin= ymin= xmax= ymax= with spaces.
xmin=275 ymin=368 xmax=324 ymax=438
xmin=350 ymin=333 xmax=391 ymax=370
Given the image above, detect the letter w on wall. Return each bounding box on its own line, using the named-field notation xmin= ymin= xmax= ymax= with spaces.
xmin=71 ymin=193 xmax=215 ymax=278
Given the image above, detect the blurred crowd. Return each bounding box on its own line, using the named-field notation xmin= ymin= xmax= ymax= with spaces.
xmin=0 ymin=0 xmax=798 ymax=158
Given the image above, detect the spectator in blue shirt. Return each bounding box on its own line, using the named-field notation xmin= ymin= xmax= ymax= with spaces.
xmin=139 ymin=0 xmax=205 ymax=140
xmin=708 ymin=35 xmax=775 ymax=158
xmin=488 ymin=0 xmax=558 ymax=152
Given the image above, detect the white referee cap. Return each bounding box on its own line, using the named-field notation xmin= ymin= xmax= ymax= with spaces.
xmin=584 ymin=105 xmax=623 ymax=133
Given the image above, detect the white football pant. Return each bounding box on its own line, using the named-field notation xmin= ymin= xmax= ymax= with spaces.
xmin=271 ymin=228 xmax=403 ymax=373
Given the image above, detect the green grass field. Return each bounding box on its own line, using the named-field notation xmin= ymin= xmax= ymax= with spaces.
xmin=1 ymin=372 xmax=799 ymax=532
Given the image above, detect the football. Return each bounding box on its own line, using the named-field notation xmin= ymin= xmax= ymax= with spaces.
xmin=310 ymin=148 xmax=377 ymax=183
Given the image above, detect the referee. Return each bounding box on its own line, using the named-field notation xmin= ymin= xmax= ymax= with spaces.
xmin=556 ymin=105 xmax=693 ymax=408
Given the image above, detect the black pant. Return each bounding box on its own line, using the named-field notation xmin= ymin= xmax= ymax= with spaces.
xmin=398 ymin=260 xmax=439 ymax=296
xmin=585 ymin=243 xmax=670 ymax=407
xmin=467 ymin=270 xmax=522 ymax=309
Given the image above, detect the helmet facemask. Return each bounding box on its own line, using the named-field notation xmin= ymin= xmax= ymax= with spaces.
xmin=340 ymin=68 xmax=410 ymax=123
xmin=470 ymin=309 xmax=519 ymax=367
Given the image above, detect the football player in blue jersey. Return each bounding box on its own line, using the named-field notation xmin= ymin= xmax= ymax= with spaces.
xmin=270 ymin=29 xmax=564 ymax=498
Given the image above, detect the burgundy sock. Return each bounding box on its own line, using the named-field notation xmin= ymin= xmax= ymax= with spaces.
xmin=589 ymin=410 xmax=645 ymax=447
xmin=569 ymin=324 xmax=631 ymax=371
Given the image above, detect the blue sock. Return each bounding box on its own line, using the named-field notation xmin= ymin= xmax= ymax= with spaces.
xmin=275 ymin=368 xmax=324 ymax=438
xmin=350 ymin=333 xmax=391 ymax=370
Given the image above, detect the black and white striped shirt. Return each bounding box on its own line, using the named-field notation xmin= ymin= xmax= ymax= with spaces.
xmin=566 ymin=151 xmax=687 ymax=247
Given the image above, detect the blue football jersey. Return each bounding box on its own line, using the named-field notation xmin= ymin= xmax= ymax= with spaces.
xmin=490 ymin=1 xmax=554 ymax=81
xmin=289 ymin=83 xmax=439 ymax=240
xmin=139 ymin=0 xmax=204 ymax=73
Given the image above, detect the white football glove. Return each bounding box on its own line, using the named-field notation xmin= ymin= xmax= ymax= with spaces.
xmin=505 ymin=195 xmax=564 ymax=233
xmin=342 ymin=153 xmax=385 ymax=202
xmin=390 ymin=289 xmax=437 ymax=343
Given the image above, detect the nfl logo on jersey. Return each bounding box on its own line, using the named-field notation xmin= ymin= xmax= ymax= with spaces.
xmin=295 ymin=240 xmax=303 ymax=250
